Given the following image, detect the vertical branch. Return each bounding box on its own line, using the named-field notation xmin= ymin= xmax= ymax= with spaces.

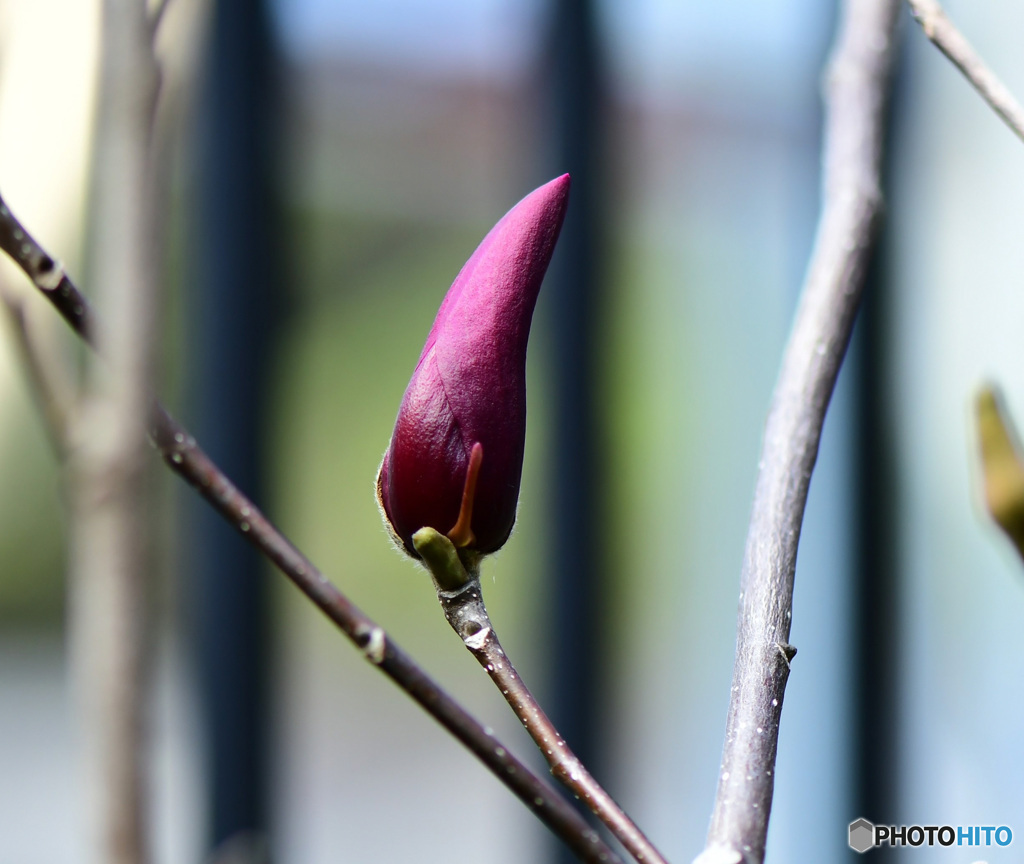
xmin=697 ymin=1 xmax=900 ymax=862
xmin=67 ymin=2 xmax=162 ymax=863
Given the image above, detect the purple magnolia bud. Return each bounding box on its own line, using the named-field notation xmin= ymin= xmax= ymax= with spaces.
xmin=377 ymin=174 xmax=570 ymax=557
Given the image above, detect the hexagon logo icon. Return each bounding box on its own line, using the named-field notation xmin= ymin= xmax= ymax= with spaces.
xmin=849 ymin=818 xmax=876 ymax=853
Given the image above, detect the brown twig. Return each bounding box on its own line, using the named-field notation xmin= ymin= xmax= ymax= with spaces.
xmin=0 ymin=205 xmax=93 ymax=340
xmin=906 ymin=0 xmax=1024 ymax=144
xmin=0 ymin=194 xmax=624 ymax=864
xmin=696 ymin=1 xmax=900 ymax=863
xmin=151 ymin=406 xmax=623 ymax=864
xmin=413 ymin=529 xmax=667 ymax=864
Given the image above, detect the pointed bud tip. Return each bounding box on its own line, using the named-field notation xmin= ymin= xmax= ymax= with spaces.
xmin=539 ymin=172 xmax=571 ymax=205
xmin=495 ymin=173 xmax=570 ymax=240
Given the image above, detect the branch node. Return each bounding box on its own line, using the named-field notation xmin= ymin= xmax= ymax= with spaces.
xmin=464 ymin=626 xmax=491 ymax=651
xmin=356 ymin=625 xmax=387 ymax=665
xmin=36 ymin=259 xmax=66 ymax=292
xmin=776 ymin=642 xmax=797 ymax=669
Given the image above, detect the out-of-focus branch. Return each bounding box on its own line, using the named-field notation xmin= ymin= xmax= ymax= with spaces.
xmin=906 ymin=0 xmax=1024 ymax=144
xmin=67 ymin=2 xmax=162 ymax=863
xmin=975 ymin=386 xmax=1024 ymax=562
xmin=696 ymin=2 xmax=900 ymax=863
xmin=0 ymin=197 xmax=623 ymax=864
xmin=0 ymin=282 xmax=73 ymax=458
xmin=149 ymin=0 xmax=172 ymax=35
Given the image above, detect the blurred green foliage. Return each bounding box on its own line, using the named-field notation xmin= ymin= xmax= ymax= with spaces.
xmin=0 ymin=369 xmax=66 ymax=626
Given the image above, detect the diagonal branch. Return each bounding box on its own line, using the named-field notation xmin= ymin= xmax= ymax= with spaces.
xmin=414 ymin=528 xmax=668 ymax=864
xmin=696 ymin=1 xmax=900 ymax=862
xmin=906 ymin=0 xmax=1024 ymax=144
xmin=0 ymin=192 xmax=624 ymax=864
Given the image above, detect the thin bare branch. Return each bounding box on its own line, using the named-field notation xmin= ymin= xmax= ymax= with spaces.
xmin=414 ymin=528 xmax=666 ymax=864
xmin=67 ymin=2 xmax=163 ymax=863
xmin=149 ymin=0 xmax=172 ymax=36
xmin=0 ymin=194 xmax=624 ymax=864
xmin=906 ymin=0 xmax=1024 ymax=145
xmin=0 ymin=282 xmax=73 ymax=458
xmin=474 ymin=628 xmax=661 ymax=864
xmin=697 ymin=1 xmax=900 ymax=863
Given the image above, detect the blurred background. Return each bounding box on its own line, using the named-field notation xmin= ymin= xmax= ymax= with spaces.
xmin=1 ymin=0 xmax=1024 ymax=862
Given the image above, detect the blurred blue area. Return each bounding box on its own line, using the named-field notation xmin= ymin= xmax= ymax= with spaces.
xmin=273 ymin=0 xmax=830 ymax=94
xmin=274 ymin=0 xmax=547 ymax=81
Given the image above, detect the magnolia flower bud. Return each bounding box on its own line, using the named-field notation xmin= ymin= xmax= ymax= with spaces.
xmin=377 ymin=174 xmax=570 ymax=557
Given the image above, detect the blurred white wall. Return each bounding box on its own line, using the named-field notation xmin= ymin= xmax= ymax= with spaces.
xmin=0 ymin=0 xmax=99 ymax=446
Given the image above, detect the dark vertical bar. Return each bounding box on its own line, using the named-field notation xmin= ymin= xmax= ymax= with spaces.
xmin=190 ymin=0 xmax=280 ymax=856
xmin=852 ymin=21 xmax=906 ymax=857
xmin=851 ymin=217 xmax=900 ymax=860
xmin=544 ymin=0 xmax=608 ymax=860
